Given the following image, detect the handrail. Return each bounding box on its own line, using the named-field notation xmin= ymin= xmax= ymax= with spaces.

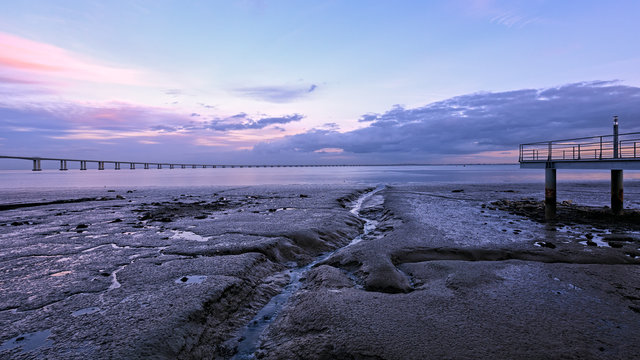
xmin=520 ymin=131 xmax=640 ymax=162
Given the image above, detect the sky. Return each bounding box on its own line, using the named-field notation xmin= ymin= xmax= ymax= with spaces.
xmin=1 ymin=0 xmax=640 ymax=166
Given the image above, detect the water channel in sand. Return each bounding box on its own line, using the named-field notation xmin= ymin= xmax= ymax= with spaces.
xmin=232 ymin=186 xmax=384 ymax=359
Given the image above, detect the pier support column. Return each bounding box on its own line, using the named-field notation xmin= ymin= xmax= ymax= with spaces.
xmin=611 ymin=170 xmax=623 ymax=215
xmin=545 ymin=167 xmax=556 ymax=220
xmin=80 ymin=161 xmax=87 ymax=171
xmin=115 ymin=162 xmax=120 ymax=170
xmin=157 ymin=164 xmax=162 ymax=169
xmin=170 ymin=164 xmax=174 ymax=169
xmin=32 ymin=159 xmax=42 ymax=171
xmin=98 ymin=162 xmax=105 ymax=170
xmin=59 ymin=160 xmax=67 ymax=171
xmin=144 ymin=163 xmax=149 ymax=169
xmin=130 ymin=163 xmax=135 ymax=170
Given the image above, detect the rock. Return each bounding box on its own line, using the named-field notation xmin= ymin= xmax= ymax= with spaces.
xmin=299 ymin=194 xmax=309 ymax=198
xmin=76 ymin=224 xmax=89 ymax=229
xmin=451 ymin=189 xmax=464 ymax=193
xmin=11 ymin=221 xmax=23 ymax=226
xmin=107 ymin=190 xmax=115 ymax=192
xmin=586 ymin=240 xmax=597 ymax=247
xmin=116 ymin=195 xmax=125 ymax=200
xmin=110 ymin=218 xmax=123 ymax=223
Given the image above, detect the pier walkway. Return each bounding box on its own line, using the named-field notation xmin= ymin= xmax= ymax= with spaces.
xmin=519 ymin=117 xmax=640 ymax=218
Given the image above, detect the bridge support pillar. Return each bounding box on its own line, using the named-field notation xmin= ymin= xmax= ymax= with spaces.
xmin=98 ymin=161 xmax=105 ymax=170
xmin=144 ymin=163 xmax=149 ymax=169
xmin=157 ymin=164 xmax=162 ymax=169
xmin=115 ymin=162 xmax=120 ymax=170
xmin=181 ymin=165 xmax=185 ymax=169
xmin=59 ymin=160 xmax=67 ymax=171
xmin=192 ymin=165 xmax=196 ymax=169
xmin=32 ymin=159 xmax=42 ymax=171
xmin=130 ymin=163 xmax=135 ymax=169
xmin=545 ymin=167 xmax=556 ymax=220
xmin=170 ymin=164 xmax=174 ymax=169
xmin=611 ymin=170 xmax=623 ymax=215
xmin=80 ymin=161 xmax=87 ymax=171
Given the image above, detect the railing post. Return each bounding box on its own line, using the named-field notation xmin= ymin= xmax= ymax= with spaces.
xmin=572 ymin=146 xmax=575 ymax=160
xmin=635 ymin=142 xmax=637 ymax=158
xmin=599 ymin=136 xmax=603 ymax=159
xmin=613 ymin=116 xmax=619 ymax=158
xmin=577 ymin=144 xmax=581 ymax=160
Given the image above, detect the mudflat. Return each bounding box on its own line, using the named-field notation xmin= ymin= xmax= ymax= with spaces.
xmin=1 ymin=183 xmax=639 ymax=359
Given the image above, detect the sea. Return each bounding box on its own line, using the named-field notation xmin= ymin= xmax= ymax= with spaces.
xmin=1 ymin=164 xmax=639 ymax=190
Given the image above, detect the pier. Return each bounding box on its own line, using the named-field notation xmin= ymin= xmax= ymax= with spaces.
xmin=519 ymin=117 xmax=640 ymax=219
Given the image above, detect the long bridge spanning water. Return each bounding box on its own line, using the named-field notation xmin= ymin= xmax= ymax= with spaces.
xmin=520 ymin=117 xmax=640 ymax=218
xmin=0 ymin=155 xmax=360 ymax=171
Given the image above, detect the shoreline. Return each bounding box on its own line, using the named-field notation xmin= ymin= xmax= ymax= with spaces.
xmin=1 ymin=183 xmax=639 ymax=359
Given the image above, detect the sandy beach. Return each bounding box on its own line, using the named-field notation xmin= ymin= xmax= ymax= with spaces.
xmin=1 ymin=183 xmax=639 ymax=359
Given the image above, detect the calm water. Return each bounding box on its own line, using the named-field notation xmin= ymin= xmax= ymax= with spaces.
xmin=1 ymin=165 xmax=639 ymax=190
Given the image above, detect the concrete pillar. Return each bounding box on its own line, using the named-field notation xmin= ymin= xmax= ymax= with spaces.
xmin=157 ymin=164 xmax=162 ymax=169
xmin=130 ymin=163 xmax=135 ymax=169
xmin=98 ymin=162 xmax=105 ymax=170
xmin=192 ymin=165 xmax=196 ymax=169
xmin=545 ymin=167 xmax=557 ymax=220
xmin=170 ymin=164 xmax=174 ymax=169
xmin=80 ymin=161 xmax=87 ymax=171
xmin=32 ymin=159 xmax=42 ymax=171
xmin=611 ymin=170 xmax=623 ymax=215
xmin=115 ymin=162 xmax=120 ymax=170
xmin=144 ymin=163 xmax=149 ymax=169
xmin=59 ymin=160 xmax=68 ymax=171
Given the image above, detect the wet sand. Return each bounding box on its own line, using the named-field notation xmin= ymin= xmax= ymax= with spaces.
xmin=1 ymin=183 xmax=639 ymax=359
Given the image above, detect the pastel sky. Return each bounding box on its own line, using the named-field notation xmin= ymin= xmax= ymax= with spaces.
xmin=1 ymin=0 xmax=640 ymax=165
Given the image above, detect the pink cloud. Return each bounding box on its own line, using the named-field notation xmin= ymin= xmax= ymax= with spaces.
xmin=0 ymin=32 xmax=145 ymax=87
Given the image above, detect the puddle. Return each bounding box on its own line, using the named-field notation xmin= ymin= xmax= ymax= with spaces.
xmin=168 ymin=230 xmax=209 ymax=242
xmin=109 ymin=265 xmax=126 ymax=290
xmin=86 ymin=234 xmax=109 ymax=239
xmin=232 ymin=186 xmax=384 ymax=360
xmin=50 ymin=271 xmax=72 ymax=277
xmin=0 ymin=329 xmax=53 ymax=353
xmin=175 ymin=275 xmax=208 ymax=284
xmin=71 ymin=307 xmax=100 ymax=317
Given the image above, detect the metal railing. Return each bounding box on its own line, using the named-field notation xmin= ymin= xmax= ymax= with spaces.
xmin=519 ymin=132 xmax=640 ymax=162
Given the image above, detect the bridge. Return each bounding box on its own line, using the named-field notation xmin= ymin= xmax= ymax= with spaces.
xmin=0 ymin=156 xmax=358 ymax=171
xmin=519 ymin=116 xmax=640 ymax=219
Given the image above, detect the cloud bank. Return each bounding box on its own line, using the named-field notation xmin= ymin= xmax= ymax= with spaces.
xmin=253 ymin=81 xmax=640 ymax=163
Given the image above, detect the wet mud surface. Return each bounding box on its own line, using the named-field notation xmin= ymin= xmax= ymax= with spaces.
xmin=0 ymin=185 xmax=366 ymax=359
xmin=1 ymin=182 xmax=640 ymax=359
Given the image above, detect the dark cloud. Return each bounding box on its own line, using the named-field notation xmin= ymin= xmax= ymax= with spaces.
xmin=253 ymin=81 xmax=640 ymax=162
xmin=205 ymin=113 xmax=304 ymax=131
xmin=234 ymin=84 xmax=319 ymax=103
